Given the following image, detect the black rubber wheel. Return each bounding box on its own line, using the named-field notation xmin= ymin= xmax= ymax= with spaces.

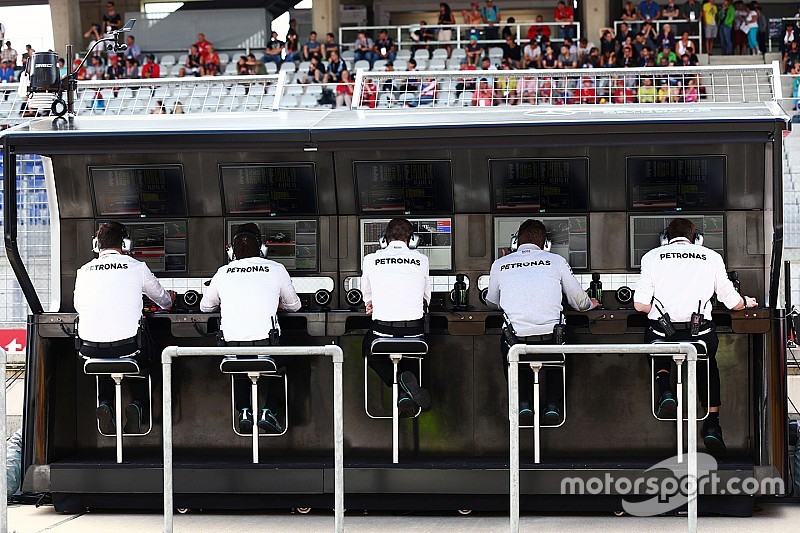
xmin=51 ymin=98 xmax=67 ymax=117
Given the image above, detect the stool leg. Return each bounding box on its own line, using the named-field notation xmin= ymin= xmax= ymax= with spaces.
xmin=675 ymin=357 xmax=684 ymax=462
xmin=114 ymin=375 xmax=123 ymax=464
xmin=390 ymin=355 xmax=401 ymax=464
xmin=251 ymin=375 xmax=259 ymax=464
xmin=530 ymin=363 xmax=542 ymax=464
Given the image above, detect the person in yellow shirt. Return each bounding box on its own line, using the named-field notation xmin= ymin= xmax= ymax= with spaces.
xmin=702 ymin=0 xmax=719 ymax=55
xmin=638 ymin=76 xmax=656 ymax=103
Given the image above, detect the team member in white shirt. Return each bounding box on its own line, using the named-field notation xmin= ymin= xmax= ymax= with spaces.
xmin=486 ymin=219 xmax=599 ymax=425
xmin=634 ymin=218 xmax=757 ymax=454
xmin=362 ymin=218 xmax=432 ymax=417
xmin=201 ymin=223 xmax=301 ymax=434
xmin=74 ymin=221 xmax=175 ymax=434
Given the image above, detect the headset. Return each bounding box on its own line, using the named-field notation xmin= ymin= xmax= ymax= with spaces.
xmin=378 ymin=230 xmax=420 ymax=250
xmin=658 ymin=229 xmax=704 ymax=247
xmin=92 ymin=222 xmax=132 ymax=254
xmin=509 ymin=233 xmax=551 ymax=252
xmin=226 ymin=230 xmax=268 ymax=261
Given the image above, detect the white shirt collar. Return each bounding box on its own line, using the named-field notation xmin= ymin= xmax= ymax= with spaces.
xmin=518 ymin=243 xmax=542 ymax=251
xmin=99 ymin=249 xmax=123 ymax=257
xmin=668 ymin=237 xmax=691 ymax=245
xmin=387 ymin=240 xmax=409 ymax=249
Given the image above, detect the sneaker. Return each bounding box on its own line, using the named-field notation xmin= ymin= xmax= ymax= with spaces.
xmin=702 ymin=422 xmax=727 ymax=455
xmin=258 ymin=408 xmax=284 ymax=434
xmin=399 ymin=371 xmax=431 ymax=411
xmin=123 ymin=402 xmax=142 ymax=434
xmin=518 ymin=401 xmax=533 ymax=426
xmin=656 ymin=391 xmax=678 ymax=419
xmin=96 ymin=401 xmax=115 ymax=434
xmin=397 ymin=393 xmax=417 ymax=418
xmin=543 ymin=403 xmax=562 ymax=425
xmin=237 ymin=408 xmax=254 ymax=434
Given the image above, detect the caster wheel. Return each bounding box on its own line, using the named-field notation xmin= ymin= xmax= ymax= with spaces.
xmin=176 ymin=508 xmax=190 ymax=514
xmin=613 ymin=510 xmax=626 ymax=517
xmin=296 ymin=507 xmax=312 ymax=514
xmin=458 ymin=509 xmax=472 ymax=515
xmin=51 ymin=98 xmax=67 ymax=117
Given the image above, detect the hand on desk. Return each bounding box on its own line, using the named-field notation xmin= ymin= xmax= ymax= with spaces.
xmin=589 ymin=298 xmax=601 ymax=310
xmin=744 ymin=296 xmax=758 ymax=309
xmin=365 ymin=301 xmax=373 ymax=315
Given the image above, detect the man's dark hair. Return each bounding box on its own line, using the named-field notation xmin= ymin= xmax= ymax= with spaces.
xmin=408 ymin=58 xmax=417 ymax=67
xmin=385 ymin=218 xmax=414 ymax=244
xmin=666 ymin=218 xmax=697 ymax=241
xmin=517 ymin=219 xmax=548 ymax=248
xmin=232 ymin=222 xmax=262 ymax=259
xmin=97 ymin=221 xmax=127 ymax=250
xmin=327 ymin=32 xmax=335 ymax=38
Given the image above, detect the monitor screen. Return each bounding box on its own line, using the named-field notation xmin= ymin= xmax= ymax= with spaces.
xmin=220 ymin=164 xmax=317 ymax=215
xmin=227 ymin=219 xmax=318 ymax=272
xmin=491 ymin=158 xmax=589 ymax=212
xmin=354 ymin=161 xmax=453 ymax=214
xmin=97 ymin=220 xmax=187 ymax=273
xmin=628 ymin=156 xmax=725 ymax=210
xmin=90 ymin=165 xmax=187 ymax=217
xmin=361 ymin=218 xmax=453 ymax=271
xmin=494 ymin=216 xmax=589 ymax=270
xmin=629 ymin=214 xmax=725 ymax=268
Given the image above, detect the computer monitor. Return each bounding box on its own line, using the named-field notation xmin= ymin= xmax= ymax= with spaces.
xmin=628 ymin=156 xmax=725 ymax=211
xmin=227 ymin=219 xmax=318 ymax=272
xmin=494 ymin=216 xmax=589 ymax=270
xmin=220 ymin=164 xmax=317 ymax=215
xmin=98 ymin=220 xmax=187 ymax=273
xmin=354 ymin=161 xmax=453 ymax=214
xmin=90 ymin=165 xmax=187 ymax=217
xmin=490 ymin=158 xmax=589 ymax=212
xmin=629 ymin=214 xmax=725 ymax=268
xmin=360 ymin=218 xmax=453 ymax=271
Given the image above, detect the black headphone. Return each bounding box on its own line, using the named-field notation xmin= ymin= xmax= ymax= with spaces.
xmin=226 ymin=230 xmax=268 ymax=261
xmin=510 ymin=233 xmax=551 ymax=252
xmin=92 ymin=222 xmax=132 ymax=254
xmin=379 ymin=230 xmax=420 ymax=250
xmin=659 ymin=229 xmax=704 ymax=246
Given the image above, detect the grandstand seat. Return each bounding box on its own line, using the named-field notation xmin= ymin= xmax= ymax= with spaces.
xmin=267 ymin=84 xmax=278 ymax=96
xmin=451 ymin=48 xmax=466 ymax=60
xmin=488 ymin=47 xmax=503 ymax=61
xmin=298 ymin=61 xmax=310 ymax=73
xmin=415 ymin=60 xmax=428 ymax=70
xmin=231 ymin=96 xmax=245 ymax=111
xmin=153 ymin=87 xmax=169 ymax=99
xmin=261 ymin=95 xmax=275 ymax=109
xmin=119 ymin=88 xmax=136 ymax=100
xmin=354 ymin=60 xmax=370 ymax=71
xmin=224 ymin=63 xmax=238 ymax=75
xmin=231 ymin=85 xmax=247 ymax=96
xmin=395 ymin=50 xmax=412 ymax=62
xmin=299 ymin=94 xmax=318 ymax=108
xmin=169 ymin=65 xmax=182 ymax=77
xmin=265 ymin=62 xmax=278 ymax=74
xmin=160 ymin=55 xmax=176 ymax=67
xmin=249 ymin=84 xmax=266 ymax=96
xmin=397 ymin=92 xmax=416 ymax=106
xmin=286 ymin=85 xmax=304 ymax=96
xmin=178 ymin=54 xmax=188 ymax=66
xmin=459 ymin=91 xmax=474 ymax=106
xmin=305 ymin=84 xmax=323 ymax=96
xmin=432 ymin=49 xmax=448 ymax=60
xmin=413 ymin=49 xmax=430 ymax=61
xmin=107 ymin=99 xmax=123 ymax=112
xmin=341 ymin=50 xmax=355 ymax=62
xmin=218 ymin=53 xmax=230 ymax=65
xmin=280 ymin=95 xmax=298 ymax=107
xmin=280 ymin=62 xmax=296 ymax=73
xmin=446 ymin=59 xmax=461 ymax=70
xmin=209 ymin=86 xmax=224 ymax=97
xmin=429 ymin=59 xmax=446 ymax=71
xmin=394 ymin=62 xmax=408 ymax=71
xmin=373 ymin=59 xmax=387 ymax=71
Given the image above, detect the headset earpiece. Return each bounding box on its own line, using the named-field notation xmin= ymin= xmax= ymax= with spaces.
xmin=92 ymin=223 xmax=131 ymax=254
xmin=510 ymin=234 xmax=551 ymax=252
xmin=694 ymin=232 xmax=704 ymax=246
xmin=378 ymin=235 xmax=388 ymax=249
xmin=659 ymin=230 xmax=669 ymax=246
xmin=543 ymin=238 xmax=552 ymax=252
xmin=408 ymin=233 xmax=419 ymax=250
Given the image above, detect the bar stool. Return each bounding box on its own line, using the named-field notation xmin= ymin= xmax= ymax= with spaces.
xmin=219 ymin=356 xmax=288 ymax=464
xmin=81 ymin=355 xmax=153 ymax=464
xmin=364 ymin=337 xmax=428 ymax=464
xmin=519 ymin=354 xmax=567 ymax=464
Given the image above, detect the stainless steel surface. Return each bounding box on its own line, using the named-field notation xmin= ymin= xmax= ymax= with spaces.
xmin=114 ymin=377 xmax=122 ymax=464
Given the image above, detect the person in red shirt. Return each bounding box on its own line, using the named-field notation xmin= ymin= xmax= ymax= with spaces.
xmin=554 ymin=0 xmax=576 ymax=40
xmin=204 ymin=45 xmax=221 ymax=76
xmin=526 ymin=14 xmax=552 ymax=41
xmin=194 ymin=33 xmax=212 ymax=62
xmin=611 ymin=77 xmax=636 ymax=103
xmin=576 ymin=77 xmax=596 ymax=104
xmin=141 ymin=54 xmax=161 ymax=79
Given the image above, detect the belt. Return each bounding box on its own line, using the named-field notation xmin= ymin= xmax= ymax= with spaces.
xmin=516 ymin=333 xmax=555 ymax=343
xmin=373 ymin=319 xmax=424 ymax=328
xmin=81 ymin=336 xmax=137 ymax=349
xmin=224 ymin=339 xmax=272 ymax=347
xmin=649 ymin=320 xmax=713 ymax=337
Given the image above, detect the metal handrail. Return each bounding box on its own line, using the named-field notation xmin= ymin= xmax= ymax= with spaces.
xmin=0 ymin=348 xmax=6 ymax=533
xmin=506 ymin=342 xmax=699 ymax=533
xmin=161 ymin=345 xmax=345 ymax=533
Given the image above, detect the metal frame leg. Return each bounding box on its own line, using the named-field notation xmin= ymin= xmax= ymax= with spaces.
xmin=390 ymin=354 xmax=401 ymax=464
xmin=674 ymin=355 xmax=685 ymax=463
xmin=250 ymin=373 xmax=259 ymax=464
xmin=113 ymin=374 xmax=123 ymax=464
xmin=530 ymin=362 xmax=542 ymax=464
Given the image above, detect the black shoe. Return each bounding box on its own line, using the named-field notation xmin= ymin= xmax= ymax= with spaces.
xmin=543 ymin=403 xmax=562 ymax=425
xmin=237 ymin=408 xmax=254 ymax=434
xmin=398 ymin=393 xmax=417 ymax=418
xmin=518 ymin=401 xmax=533 ymax=426
xmin=399 ymin=371 xmax=431 ymax=411
xmin=123 ymin=402 xmax=142 ymax=434
xmin=96 ymin=401 xmax=115 ymax=434
xmin=656 ymin=391 xmax=678 ymax=419
xmin=702 ymin=422 xmax=727 ymax=455
xmin=258 ymin=408 xmax=284 ymax=434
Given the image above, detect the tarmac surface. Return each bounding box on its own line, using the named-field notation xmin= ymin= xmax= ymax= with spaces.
xmin=6 ymin=501 xmax=800 ymax=532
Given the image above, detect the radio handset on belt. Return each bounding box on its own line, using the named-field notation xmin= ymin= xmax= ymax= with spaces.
xmin=654 ymin=302 xmax=676 ymax=337
xmin=553 ymin=313 xmax=566 ymax=345
xmin=502 ymin=310 xmax=519 ymax=346
xmin=690 ymin=300 xmax=703 ymax=337
xmin=269 ymin=316 xmax=280 ymax=346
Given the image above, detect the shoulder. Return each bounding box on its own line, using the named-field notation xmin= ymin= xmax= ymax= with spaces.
xmin=701 ymin=246 xmax=723 ymax=263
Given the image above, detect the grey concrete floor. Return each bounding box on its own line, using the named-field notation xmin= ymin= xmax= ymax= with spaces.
xmin=6 ymin=502 xmax=800 ymax=533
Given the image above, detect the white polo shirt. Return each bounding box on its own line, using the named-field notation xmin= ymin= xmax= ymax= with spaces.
xmin=362 ymin=241 xmax=431 ymax=322
xmin=485 ymin=243 xmax=593 ymax=336
xmin=74 ymin=250 xmax=172 ymax=342
xmin=634 ymin=238 xmax=742 ymax=322
xmin=200 ymin=256 xmax=301 ymax=341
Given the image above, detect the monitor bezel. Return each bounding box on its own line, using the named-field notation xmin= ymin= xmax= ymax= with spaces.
xmin=218 ymin=162 xmax=319 ymax=216
xmin=89 ymin=164 xmax=188 ymax=218
xmin=626 ymin=155 xmax=727 ymax=212
xmin=489 ymin=157 xmax=591 ymax=213
xmin=352 ymin=159 xmax=455 ymax=215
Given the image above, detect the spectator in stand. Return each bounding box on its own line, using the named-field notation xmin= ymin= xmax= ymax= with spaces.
xmin=657 ymin=23 xmax=677 ymax=50
xmin=582 ymin=47 xmax=602 ymax=68
xmin=482 ymin=0 xmax=501 ymax=41
xmin=527 ymin=15 xmax=551 ymax=42
xmin=684 ymin=77 xmax=700 ymax=101
xmin=416 ymin=78 xmax=438 ymax=106
xmin=516 ymin=74 xmax=538 ymax=103
xmin=404 ymin=59 xmax=421 ymax=93
xmin=634 ymin=31 xmax=657 ymax=57
xmin=285 ymin=33 xmax=301 ymax=63
xmin=702 ymin=0 xmax=719 ymax=55
xmin=733 ymin=1 xmax=748 ymax=55
xmin=353 ymin=31 xmax=376 ymax=66
xmin=103 ymin=2 xmax=123 ymax=35
xmin=563 ymin=37 xmax=578 ymax=55
xmin=105 ymin=55 xmax=125 ymax=80
xmin=303 ymin=31 xmax=322 ymax=61
xmin=302 ymin=55 xmax=324 ymax=83
xmin=335 ymin=70 xmax=354 ymax=108
xmin=438 ymin=3 xmax=456 ymax=57
xmin=412 ymin=21 xmax=436 ymax=51
xmin=466 ymin=36 xmax=484 ymax=66
xmin=555 ymin=0 xmax=576 ymax=40
xmin=791 ymin=60 xmax=800 ymax=110
xmin=600 ymin=30 xmax=617 ymax=56
xmin=640 ymin=46 xmax=654 ymax=65
xmin=124 ymin=35 xmax=141 ymax=63
xmin=204 ymin=45 xmax=221 ymax=75
xmin=324 ymin=50 xmax=348 ymax=83
xmin=84 ymin=23 xmax=102 ymax=48
xmin=72 ymin=59 xmax=86 ymax=80
xmin=612 ymin=77 xmax=636 ymax=102
xmin=682 ymin=0 xmax=702 ymax=33
xmin=616 ymin=23 xmax=635 ymax=46
xmin=577 ymin=37 xmax=595 ymax=61
xmin=663 ymin=0 xmax=681 ymax=20
xmin=621 ymin=2 xmax=639 ymax=21
xmin=782 ymin=21 xmax=796 ymax=54
xmin=194 ymin=33 xmax=212 ymax=62
xmin=173 ymin=102 xmax=185 ymax=114
xmin=150 ymin=100 xmax=167 ymax=114
xmin=523 ymin=37 xmax=541 ymax=68
xmin=21 ymin=45 xmax=34 ymax=72
xmin=236 ymin=55 xmax=249 ymax=75
xmin=374 ymin=29 xmax=396 ymax=63
xmin=719 ymin=0 xmax=735 ymax=55
xmin=472 ymin=77 xmax=497 ymax=106
xmin=496 ymin=64 xmax=518 ymax=104
xmin=638 ymin=0 xmax=660 ymax=20
xmin=541 ymin=44 xmax=559 ymax=68
xmin=657 ymin=43 xmax=678 ymax=64
xmin=246 ymin=53 xmax=266 ymax=74
xmin=124 ymin=57 xmax=139 ymax=79
xmin=638 ymin=76 xmax=657 ymax=102
xmin=141 ymin=54 xmax=160 ymax=79
xmin=576 ymin=77 xmax=597 ymax=103
xmin=676 ymin=31 xmax=693 ymax=55
xmin=322 ymin=32 xmax=339 ymax=60
xmin=462 ymin=1 xmax=483 ymax=42
xmin=1 ymin=41 xmax=16 ymax=67
xmin=502 ymin=34 xmax=521 ymax=68
xmin=784 ymin=41 xmax=800 ymax=74
xmin=618 ymin=44 xmax=638 ymax=66
xmin=603 ymin=51 xmax=618 ymax=67
xmin=557 ymin=43 xmax=578 ymax=68
xmin=741 ymin=2 xmax=759 ymax=54
xmin=179 ymin=45 xmax=204 ymax=77
xmin=501 ymin=17 xmax=517 ymax=40
xmin=286 ymin=18 xmax=299 ymax=41
xmin=755 ymin=5 xmax=767 ymax=56
xmin=86 ymin=55 xmax=105 ymax=79
xmin=641 ymin=20 xmax=658 ymax=41
xmin=264 ymin=31 xmax=285 ymax=66
xmin=0 ymin=59 xmax=14 ymax=83
xmin=455 ymin=60 xmax=477 ymax=98
xmin=684 ymin=43 xmax=700 ymax=63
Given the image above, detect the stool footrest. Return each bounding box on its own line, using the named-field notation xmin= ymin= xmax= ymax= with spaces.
xmin=83 ymin=358 xmax=140 ymax=375
xmin=220 ymin=357 xmax=278 ymax=374
xmin=370 ymin=338 xmax=428 ymax=355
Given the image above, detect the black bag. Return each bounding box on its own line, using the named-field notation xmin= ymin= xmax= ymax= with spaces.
xmin=318 ymin=89 xmax=335 ymax=106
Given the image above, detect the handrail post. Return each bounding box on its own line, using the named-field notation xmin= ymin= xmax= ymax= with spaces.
xmin=0 ymin=349 xmax=7 ymax=533
xmin=508 ymin=344 xmax=520 ymax=533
